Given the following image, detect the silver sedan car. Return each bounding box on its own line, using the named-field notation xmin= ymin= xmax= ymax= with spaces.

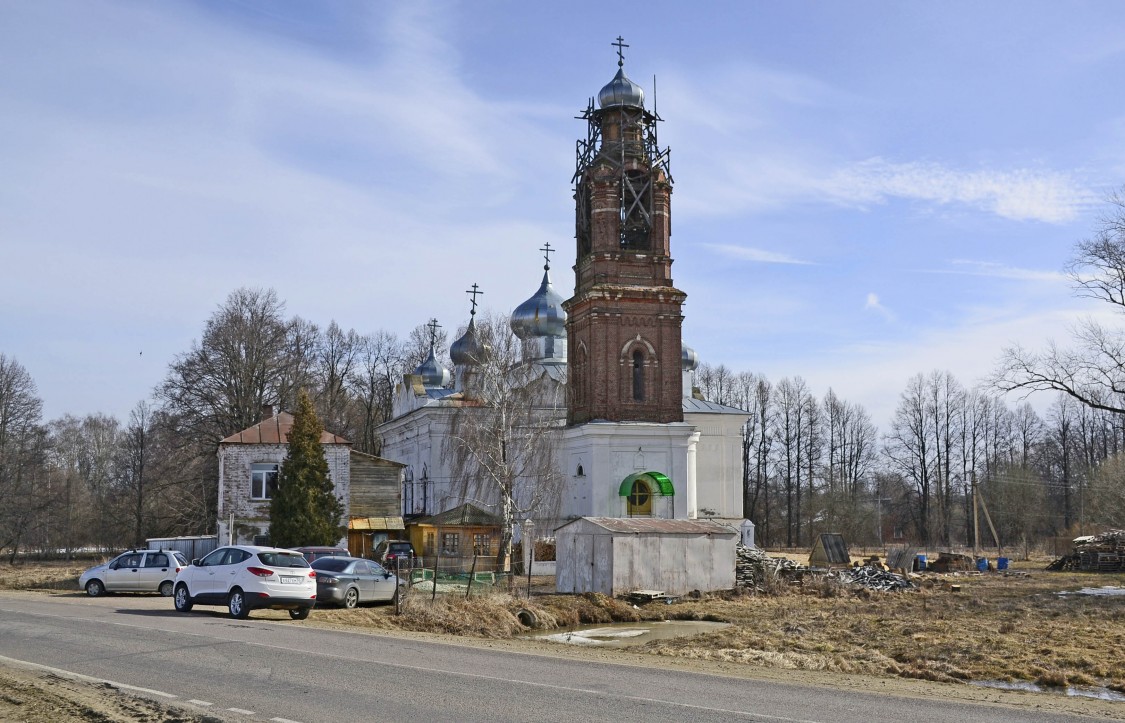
xmin=310 ymin=556 xmax=406 ymax=608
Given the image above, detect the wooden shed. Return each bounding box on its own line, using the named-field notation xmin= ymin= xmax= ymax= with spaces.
xmin=555 ymin=517 xmax=739 ymax=597
xmin=346 ymin=450 xmax=405 ymax=556
xmin=409 ymin=503 xmax=503 ymax=569
xmin=809 ymin=533 xmax=851 ymax=569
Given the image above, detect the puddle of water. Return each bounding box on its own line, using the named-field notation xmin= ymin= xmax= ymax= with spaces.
xmin=527 ymin=620 xmax=729 ymax=648
xmin=972 ymin=680 xmax=1125 ymax=703
xmin=1056 ymin=586 xmax=1125 ymax=597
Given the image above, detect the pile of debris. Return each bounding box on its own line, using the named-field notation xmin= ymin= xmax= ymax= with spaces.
xmin=1047 ymin=530 xmax=1125 ymax=572
xmin=735 ymin=545 xmax=805 ymax=591
xmin=831 ymin=565 xmax=915 ymax=592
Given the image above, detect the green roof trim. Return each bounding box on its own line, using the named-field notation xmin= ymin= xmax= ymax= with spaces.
xmin=618 ymin=471 xmax=674 ymax=497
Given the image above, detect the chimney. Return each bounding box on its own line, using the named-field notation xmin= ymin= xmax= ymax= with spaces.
xmin=262 ymin=404 xmax=275 ymax=421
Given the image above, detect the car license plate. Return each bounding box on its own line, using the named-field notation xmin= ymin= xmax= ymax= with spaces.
xmin=280 ymin=576 xmax=302 ymax=584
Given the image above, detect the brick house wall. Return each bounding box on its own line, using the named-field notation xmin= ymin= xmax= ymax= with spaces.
xmin=216 ymin=441 xmax=351 ymax=546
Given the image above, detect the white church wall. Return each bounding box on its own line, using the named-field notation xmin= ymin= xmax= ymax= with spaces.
xmin=687 ymin=412 xmax=748 ymax=519
xmin=561 ymin=422 xmax=697 ymax=520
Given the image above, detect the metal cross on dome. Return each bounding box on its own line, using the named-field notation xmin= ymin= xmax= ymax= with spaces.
xmin=465 ymin=283 xmax=482 ymax=317
xmin=426 ymin=318 xmax=441 ymax=346
xmin=612 ymin=36 xmax=628 ymax=67
xmin=540 ymin=241 xmax=553 ymax=270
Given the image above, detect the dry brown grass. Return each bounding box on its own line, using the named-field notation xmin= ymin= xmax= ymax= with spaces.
xmin=6 ymin=558 xmax=1125 ymax=692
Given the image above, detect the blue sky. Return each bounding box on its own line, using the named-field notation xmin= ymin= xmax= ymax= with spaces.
xmin=3 ymin=1 xmax=1124 ymax=427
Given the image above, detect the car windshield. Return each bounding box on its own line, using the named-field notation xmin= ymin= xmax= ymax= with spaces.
xmin=311 ymin=557 xmax=353 ymax=572
xmin=257 ymin=551 xmax=309 ymax=568
xmin=389 ymin=544 xmax=411 ymax=552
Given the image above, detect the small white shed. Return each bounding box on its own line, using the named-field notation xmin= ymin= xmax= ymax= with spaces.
xmin=555 ymin=517 xmax=739 ymax=596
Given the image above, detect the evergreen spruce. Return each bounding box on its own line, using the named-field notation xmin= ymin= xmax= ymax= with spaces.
xmin=268 ymin=389 xmax=344 ymax=548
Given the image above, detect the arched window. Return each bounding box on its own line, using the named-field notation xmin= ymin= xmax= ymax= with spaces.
xmin=626 ymin=479 xmax=652 ymax=516
xmin=632 ymin=350 xmax=645 ymax=401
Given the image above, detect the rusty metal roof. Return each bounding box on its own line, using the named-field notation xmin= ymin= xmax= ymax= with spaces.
xmin=348 ymin=516 xmax=405 ymax=531
xmin=413 ymin=503 xmax=502 ymax=528
xmin=220 ymin=412 xmax=350 ymax=445
xmin=558 ymin=517 xmax=738 ymax=535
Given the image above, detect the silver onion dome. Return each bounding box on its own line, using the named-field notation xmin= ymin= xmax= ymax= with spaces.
xmin=450 ymin=317 xmax=483 ymax=366
xmin=682 ymin=343 xmax=700 ymax=372
xmin=414 ymin=346 xmax=450 ymax=388
xmin=598 ymin=67 xmax=645 ymax=109
xmin=511 ymin=268 xmax=566 ymax=340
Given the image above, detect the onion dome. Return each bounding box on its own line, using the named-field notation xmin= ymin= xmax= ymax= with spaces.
xmin=511 ymin=267 xmax=566 ymax=340
xmin=682 ymin=343 xmax=699 ymax=372
xmin=598 ymin=67 xmax=645 ymax=109
xmin=450 ymin=316 xmax=483 ymax=366
xmin=414 ymin=345 xmax=450 ymax=388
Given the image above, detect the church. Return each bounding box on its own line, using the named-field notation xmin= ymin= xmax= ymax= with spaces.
xmin=377 ymin=41 xmax=752 ymax=569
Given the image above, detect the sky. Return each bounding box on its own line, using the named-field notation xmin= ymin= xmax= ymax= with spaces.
xmin=3 ymin=1 xmax=1125 ymax=428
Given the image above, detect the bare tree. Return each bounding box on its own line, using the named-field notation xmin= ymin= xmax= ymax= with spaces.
xmin=348 ymin=330 xmax=406 ymax=455
xmin=993 ymin=190 xmax=1125 ymax=415
xmin=313 ymin=321 xmax=359 ymax=436
xmin=0 ymin=355 xmax=49 ymax=559
xmin=443 ymin=313 xmax=563 ymax=581
xmin=884 ymin=373 xmax=935 ymax=544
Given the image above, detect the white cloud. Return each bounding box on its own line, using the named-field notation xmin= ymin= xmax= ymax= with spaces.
xmin=864 ymin=292 xmax=895 ymax=321
xmin=931 ymin=260 xmax=1069 ymax=283
xmin=701 ymin=243 xmax=812 ymax=265
xmin=823 ymin=158 xmax=1091 ymax=223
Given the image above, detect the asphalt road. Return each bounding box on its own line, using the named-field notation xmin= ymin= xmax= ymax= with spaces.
xmin=0 ymin=592 xmax=1103 ymax=723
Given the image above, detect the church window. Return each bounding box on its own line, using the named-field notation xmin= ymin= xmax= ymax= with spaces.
xmin=575 ymin=464 xmax=584 ymax=477
xmin=632 ymin=350 xmax=645 ymax=401
xmin=626 ymin=479 xmax=652 ymax=516
xmin=620 ymin=169 xmax=652 ymax=250
xmin=251 ymin=463 xmax=279 ymax=500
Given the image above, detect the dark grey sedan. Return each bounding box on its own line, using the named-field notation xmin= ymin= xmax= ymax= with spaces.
xmin=310 ymin=556 xmax=406 ymax=608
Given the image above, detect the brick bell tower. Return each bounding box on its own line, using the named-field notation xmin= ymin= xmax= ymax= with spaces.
xmin=565 ymin=38 xmax=686 ymax=426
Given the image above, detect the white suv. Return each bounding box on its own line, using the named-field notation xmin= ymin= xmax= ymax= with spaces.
xmin=79 ymin=549 xmax=189 ymax=597
xmin=173 ymin=545 xmax=317 ymax=620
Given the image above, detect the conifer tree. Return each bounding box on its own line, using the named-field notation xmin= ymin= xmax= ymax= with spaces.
xmin=268 ymin=389 xmax=343 ymax=547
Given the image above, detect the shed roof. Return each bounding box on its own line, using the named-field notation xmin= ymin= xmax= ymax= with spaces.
xmin=348 ymin=516 xmax=405 ymax=531
xmin=556 ymin=517 xmax=737 ymax=535
xmin=349 ymin=449 xmax=406 ymax=467
xmin=810 ymin=533 xmax=850 ymax=565
xmin=220 ymin=412 xmax=350 ymax=445
xmin=414 ymin=503 xmax=502 ymax=527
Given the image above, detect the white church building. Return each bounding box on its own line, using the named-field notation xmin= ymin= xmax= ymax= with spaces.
xmin=377 ymin=43 xmax=753 ymax=586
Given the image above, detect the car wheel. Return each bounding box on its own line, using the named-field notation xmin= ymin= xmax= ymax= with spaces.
xmin=343 ymin=587 xmax=359 ymax=609
xmin=159 ymin=580 xmax=174 ymax=597
xmin=174 ymin=584 xmax=193 ymax=612
xmin=228 ymin=589 xmax=249 ymax=619
xmin=85 ymin=580 xmax=105 ymax=597
xmin=289 ymin=607 xmax=310 ymax=620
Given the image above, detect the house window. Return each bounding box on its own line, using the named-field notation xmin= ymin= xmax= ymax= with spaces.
xmin=425 ymin=532 xmax=435 ymax=556
xmin=632 ymin=350 xmax=645 ymax=401
xmin=251 ymin=463 xmax=279 ymax=500
xmin=473 ymin=534 xmax=491 ymax=556
xmin=441 ymin=532 xmax=460 ymax=555
xmin=626 ymin=479 xmax=652 ymax=516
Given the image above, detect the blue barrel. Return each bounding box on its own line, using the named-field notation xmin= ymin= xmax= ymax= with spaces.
xmin=976 ymin=557 xmax=988 ymax=572
xmin=997 ymin=557 xmax=1009 ymax=571
xmin=916 ymin=554 xmax=927 ymax=571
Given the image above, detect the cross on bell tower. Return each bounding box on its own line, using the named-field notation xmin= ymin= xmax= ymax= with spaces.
xmin=564 ymin=40 xmax=686 ymax=425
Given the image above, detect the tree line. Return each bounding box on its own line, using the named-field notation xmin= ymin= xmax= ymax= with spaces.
xmin=0 ymin=288 xmax=446 ymax=558
xmin=5 ymin=193 xmax=1125 ymax=557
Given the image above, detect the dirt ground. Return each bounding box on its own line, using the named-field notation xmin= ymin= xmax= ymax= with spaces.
xmin=3 ymin=556 xmax=1125 ymax=721
xmin=0 ymin=663 xmax=222 ymax=722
